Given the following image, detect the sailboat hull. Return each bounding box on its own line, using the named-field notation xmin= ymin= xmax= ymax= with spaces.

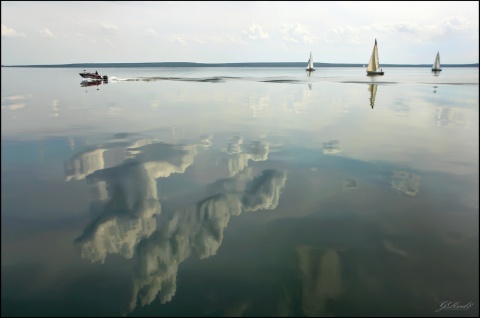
xmin=367 ymin=71 xmax=384 ymax=76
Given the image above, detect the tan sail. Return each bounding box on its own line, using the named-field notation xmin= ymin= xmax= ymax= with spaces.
xmin=367 ymin=39 xmax=384 ymax=75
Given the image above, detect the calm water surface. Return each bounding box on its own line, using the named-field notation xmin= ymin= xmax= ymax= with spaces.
xmin=1 ymin=66 xmax=479 ymax=316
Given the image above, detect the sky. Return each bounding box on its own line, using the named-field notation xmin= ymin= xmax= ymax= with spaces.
xmin=1 ymin=1 xmax=479 ymax=65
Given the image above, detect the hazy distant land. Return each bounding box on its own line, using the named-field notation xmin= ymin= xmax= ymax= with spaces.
xmin=2 ymin=62 xmax=479 ymax=68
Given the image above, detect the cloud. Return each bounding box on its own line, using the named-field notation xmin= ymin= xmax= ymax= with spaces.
xmin=1 ymin=104 xmax=26 ymax=110
xmin=225 ymin=139 xmax=269 ymax=177
xmin=69 ymin=134 xmax=288 ymax=313
xmin=1 ymin=24 xmax=25 ymax=37
xmin=440 ymin=15 xmax=476 ymax=32
xmin=280 ymin=23 xmax=315 ymax=44
xmin=226 ymin=33 xmax=244 ymax=44
xmin=1 ymin=94 xmax=29 ymax=110
xmin=320 ymin=15 xmax=478 ymax=47
xmin=244 ymin=22 xmax=270 ymax=40
xmin=173 ymin=36 xmax=186 ymax=45
xmin=322 ymin=140 xmax=341 ymax=155
xmin=145 ymin=28 xmax=156 ymax=37
xmin=69 ymin=139 xmax=197 ymax=263
xmin=102 ymin=23 xmax=119 ymax=34
xmin=242 ymin=169 xmax=287 ymax=211
xmin=36 ymin=28 xmax=54 ymax=38
xmin=129 ymin=167 xmax=287 ymax=312
xmin=391 ymin=170 xmax=420 ymax=196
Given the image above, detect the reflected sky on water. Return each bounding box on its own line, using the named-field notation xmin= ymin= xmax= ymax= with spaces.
xmin=1 ymin=66 xmax=479 ymax=316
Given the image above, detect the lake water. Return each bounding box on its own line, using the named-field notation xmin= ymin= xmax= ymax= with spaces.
xmin=1 ymin=66 xmax=479 ymax=317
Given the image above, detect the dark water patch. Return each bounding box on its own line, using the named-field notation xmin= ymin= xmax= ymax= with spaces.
xmin=340 ymin=81 xmax=399 ymax=84
xmin=260 ymin=79 xmax=303 ymax=83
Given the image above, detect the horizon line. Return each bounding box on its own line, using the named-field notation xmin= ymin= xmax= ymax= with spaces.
xmin=2 ymin=61 xmax=479 ymax=68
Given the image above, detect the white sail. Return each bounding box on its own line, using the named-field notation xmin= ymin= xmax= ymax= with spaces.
xmin=432 ymin=52 xmax=441 ymax=71
xmin=306 ymin=52 xmax=315 ymax=71
xmin=367 ymin=39 xmax=381 ymax=72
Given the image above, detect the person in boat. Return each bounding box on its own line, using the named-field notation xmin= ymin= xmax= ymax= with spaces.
xmin=95 ymin=71 xmax=98 ymax=75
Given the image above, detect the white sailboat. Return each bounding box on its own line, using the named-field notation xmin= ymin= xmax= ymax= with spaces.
xmin=432 ymin=51 xmax=442 ymax=72
xmin=306 ymin=52 xmax=315 ymax=72
xmin=366 ymin=39 xmax=384 ymax=76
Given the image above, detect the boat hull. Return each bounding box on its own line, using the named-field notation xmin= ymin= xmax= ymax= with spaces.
xmin=80 ymin=72 xmax=108 ymax=80
xmin=366 ymin=71 xmax=384 ymax=76
xmin=80 ymin=73 xmax=102 ymax=79
xmin=432 ymin=69 xmax=442 ymax=72
xmin=306 ymin=69 xmax=315 ymax=72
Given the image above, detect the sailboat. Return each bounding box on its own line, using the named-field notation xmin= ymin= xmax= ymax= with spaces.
xmin=366 ymin=39 xmax=384 ymax=76
xmin=306 ymin=52 xmax=315 ymax=72
xmin=432 ymin=51 xmax=442 ymax=72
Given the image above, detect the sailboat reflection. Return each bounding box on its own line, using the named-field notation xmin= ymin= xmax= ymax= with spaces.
xmin=368 ymin=84 xmax=378 ymax=109
xmin=65 ymin=134 xmax=287 ymax=313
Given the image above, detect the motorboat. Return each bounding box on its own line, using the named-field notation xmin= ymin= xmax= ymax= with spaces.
xmin=80 ymin=70 xmax=108 ymax=81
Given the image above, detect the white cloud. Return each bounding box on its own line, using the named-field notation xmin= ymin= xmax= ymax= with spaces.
xmin=280 ymin=23 xmax=315 ymax=45
xmin=146 ymin=28 xmax=156 ymax=37
xmin=36 ymin=28 xmax=54 ymax=38
xmin=102 ymin=23 xmax=119 ymax=34
xmin=1 ymin=24 xmax=25 ymax=37
xmin=174 ymin=36 xmax=186 ymax=45
xmin=244 ymin=23 xmax=270 ymax=40
xmin=440 ymin=15 xmax=475 ymax=32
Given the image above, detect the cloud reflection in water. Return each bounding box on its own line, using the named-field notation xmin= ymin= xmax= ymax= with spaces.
xmin=65 ymin=134 xmax=287 ymax=312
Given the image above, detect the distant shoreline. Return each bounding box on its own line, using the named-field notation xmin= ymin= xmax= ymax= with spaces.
xmin=2 ymin=62 xmax=479 ymax=68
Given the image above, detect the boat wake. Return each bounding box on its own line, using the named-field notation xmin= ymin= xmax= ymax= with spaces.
xmin=107 ymin=76 xmax=305 ymax=84
xmin=98 ymin=75 xmax=477 ymax=86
